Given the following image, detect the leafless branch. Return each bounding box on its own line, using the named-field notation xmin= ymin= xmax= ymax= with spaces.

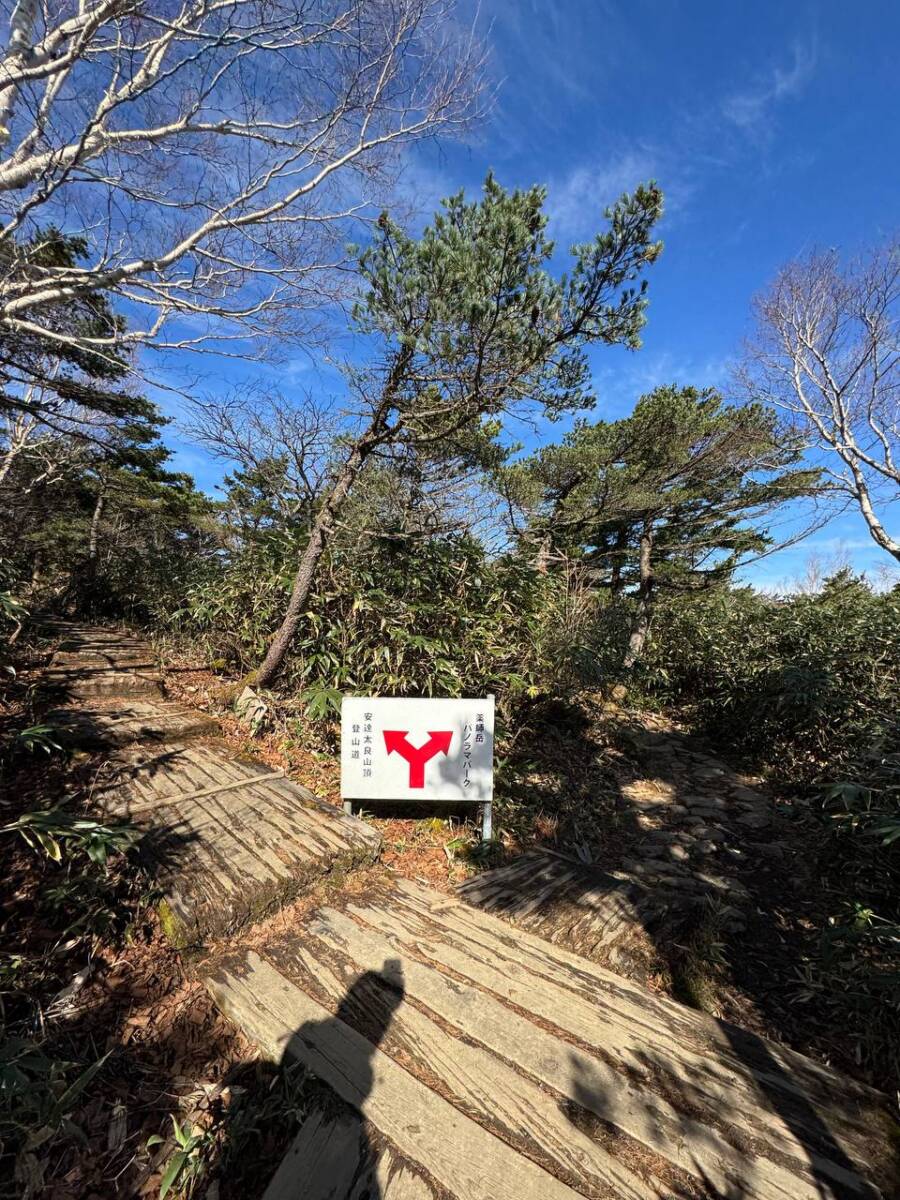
xmin=741 ymin=238 xmax=900 ymax=562
xmin=0 ymin=0 xmax=487 ymax=355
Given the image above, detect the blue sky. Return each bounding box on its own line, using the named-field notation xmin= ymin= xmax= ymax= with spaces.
xmin=159 ymin=0 xmax=900 ymax=591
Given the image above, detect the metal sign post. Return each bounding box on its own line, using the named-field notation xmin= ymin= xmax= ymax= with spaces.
xmin=340 ymin=695 xmax=495 ymax=838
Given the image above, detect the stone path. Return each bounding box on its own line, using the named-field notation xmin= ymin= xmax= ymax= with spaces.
xmin=38 ymin=623 xmax=895 ymax=1199
xmin=458 ymin=720 xmax=784 ymax=973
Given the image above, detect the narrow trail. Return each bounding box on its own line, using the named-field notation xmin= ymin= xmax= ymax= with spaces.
xmin=38 ymin=621 xmax=894 ymax=1200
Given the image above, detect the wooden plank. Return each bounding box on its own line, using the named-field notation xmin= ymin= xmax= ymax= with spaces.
xmin=458 ymin=851 xmax=676 ymax=957
xmin=285 ymin=903 xmax=810 ymax=1200
xmin=207 ymin=952 xmax=591 ymax=1200
xmin=45 ymin=700 xmax=218 ymax=749
xmin=92 ymin=742 xmax=381 ymax=945
xmin=264 ymin=1109 xmax=366 ymax=1200
xmin=42 ymin=665 xmax=163 ymax=698
xmin=394 ymin=878 xmax=874 ymax=1101
xmin=280 ymin=933 xmax=661 ymax=1200
xmin=41 ymin=624 xmax=164 ymax=697
xmin=122 ymin=770 xmax=288 ymax=816
xmin=374 ymin=1152 xmax=434 ymax=1200
xmin=264 ymin=1110 xmax=436 ymax=1200
xmin=346 ymin=882 xmax=883 ymax=1197
xmin=389 ymin=879 xmax=871 ymax=1110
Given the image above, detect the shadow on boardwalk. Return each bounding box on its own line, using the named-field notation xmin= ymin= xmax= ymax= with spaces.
xmin=209 ymin=959 xmax=406 ymax=1200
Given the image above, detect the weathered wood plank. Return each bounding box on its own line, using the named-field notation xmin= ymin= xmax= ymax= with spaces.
xmin=263 ymin=1109 xmax=436 ymax=1200
xmin=42 ymin=664 xmax=163 ymax=698
xmin=208 ymin=952 xmax=590 ymax=1200
xmin=282 ymin=903 xmax=810 ymax=1200
xmin=263 ymin=1109 xmax=366 ymax=1200
xmin=280 ymin=933 xmax=661 ymax=1200
xmin=373 ymin=1153 xmax=435 ymax=1200
xmin=45 ymin=700 xmax=218 ymax=748
xmin=346 ymin=881 xmax=884 ymax=1196
xmin=393 ymin=878 xmax=870 ymax=1097
xmin=458 ymin=850 xmax=681 ymax=963
xmin=91 ymin=742 xmax=381 ymax=946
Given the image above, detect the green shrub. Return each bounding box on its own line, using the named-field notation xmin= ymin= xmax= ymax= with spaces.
xmin=169 ymin=532 xmax=613 ymax=722
xmin=637 ymin=572 xmax=899 ymax=1082
xmin=639 ymin=572 xmax=900 ymax=786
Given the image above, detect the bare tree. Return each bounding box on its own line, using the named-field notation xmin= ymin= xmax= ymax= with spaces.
xmin=185 ymin=384 xmax=337 ymax=536
xmin=743 ymin=240 xmax=900 ymax=562
xmin=0 ymin=0 xmax=484 ymax=359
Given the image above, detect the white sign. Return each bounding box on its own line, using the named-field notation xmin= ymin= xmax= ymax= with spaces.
xmin=340 ymin=696 xmax=494 ymax=803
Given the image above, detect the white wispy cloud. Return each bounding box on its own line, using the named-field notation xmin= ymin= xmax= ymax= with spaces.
xmin=591 ymin=349 xmax=733 ymax=417
xmin=394 ymin=157 xmax=460 ymax=222
xmin=722 ymin=36 xmax=818 ymax=143
xmin=547 ymin=149 xmax=673 ymax=241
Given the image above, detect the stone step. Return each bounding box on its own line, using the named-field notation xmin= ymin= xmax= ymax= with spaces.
xmin=203 ymin=878 xmax=890 ymax=1200
xmin=94 ymin=739 xmax=381 ymax=947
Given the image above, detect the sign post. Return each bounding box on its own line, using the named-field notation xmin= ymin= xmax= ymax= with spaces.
xmin=340 ymin=696 xmax=495 ymax=838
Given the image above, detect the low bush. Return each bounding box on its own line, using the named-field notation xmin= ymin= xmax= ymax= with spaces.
xmin=167 ymin=532 xmax=615 ymax=726
xmin=639 ymin=572 xmax=900 ymax=787
xmin=636 ymin=572 xmax=900 ymax=1081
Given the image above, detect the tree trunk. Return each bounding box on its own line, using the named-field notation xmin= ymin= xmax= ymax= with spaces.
xmin=623 ymin=524 xmax=654 ymax=671
xmin=609 ymin=526 xmax=627 ymax=596
xmin=27 ymin=549 xmax=43 ymax=597
xmin=251 ymin=347 xmax=411 ymax=691
xmin=850 ymin=462 xmax=900 ymax=562
xmin=0 ymin=439 xmax=20 ymax=487
xmin=0 ymin=412 xmax=33 ymax=486
xmin=252 ymin=437 xmax=373 ymax=690
xmin=88 ymin=488 xmax=105 ymax=561
xmin=534 ymin=532 xmax=552 ymax=573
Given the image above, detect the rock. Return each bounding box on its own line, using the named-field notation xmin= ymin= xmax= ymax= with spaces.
xmin=235 ymin=685 xmax=269 ymax=734
xmin=732 ymin=786 xmax=764 ymax=804
xmin=642 ymin=843 xmax=667 ymax=858
xmin=694 ymin=765 xmax=727 ymax=780
xmin=684 ymin=795 xmax=727 ymax=810
xmin=668 ymin=844 xmax=690 ymax=862
xmin=736 ymin=811 xmax=770 ymax=830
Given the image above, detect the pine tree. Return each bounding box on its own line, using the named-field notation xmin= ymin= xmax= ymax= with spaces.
xmin=251 ymin=173 xmax=664 ymax=688
xmin=503 ymin=385 xmax=818 ymax=668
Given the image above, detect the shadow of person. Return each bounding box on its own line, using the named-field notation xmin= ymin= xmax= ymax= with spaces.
xmin=267 ymin=958 xmax=406 ymax=1200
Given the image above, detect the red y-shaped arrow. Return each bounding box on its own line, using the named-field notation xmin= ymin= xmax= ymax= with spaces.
xmin=383 ymin=729 xmax=453 ymax=788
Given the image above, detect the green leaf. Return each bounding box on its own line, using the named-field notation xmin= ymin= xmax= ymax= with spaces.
xmin=159 ymin=1150 xmax=188 ymax=1199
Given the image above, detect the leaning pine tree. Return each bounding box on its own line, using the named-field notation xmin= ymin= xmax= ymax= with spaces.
xmin=251 ymin=174 xmax=664 ymax=689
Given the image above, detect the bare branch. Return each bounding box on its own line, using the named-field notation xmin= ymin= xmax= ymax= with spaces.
xmin=741 ymin=238 xmax=900 ymax=563
xmin=0 ymin=0 xmax=487 ymax=355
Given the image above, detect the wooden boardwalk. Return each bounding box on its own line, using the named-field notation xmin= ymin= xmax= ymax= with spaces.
xmin=42 ymin=623 xmax=380 ymax=946
xmin=38 ymin=623 xmax=895 ymax=1199
xmin=205 ymin=877 xmax=890 ymax=1200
